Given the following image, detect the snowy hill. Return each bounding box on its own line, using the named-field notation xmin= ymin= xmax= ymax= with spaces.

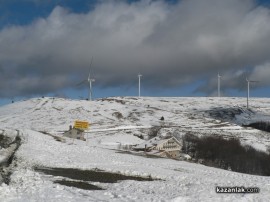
xmin=1 ymin=96 xmax=270 ymax=150
xmin=0 ymin=96 xmax=270 ymax=201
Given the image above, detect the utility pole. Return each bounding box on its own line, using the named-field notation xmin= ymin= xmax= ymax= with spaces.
xmin=138 ymin=74 xmax=142 ymax=97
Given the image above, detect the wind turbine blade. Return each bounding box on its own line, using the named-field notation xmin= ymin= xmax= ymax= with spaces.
xmin=76 ymin=80 xmax=87 ymax=86
xmin=89 ymin=56 xmax=93 ymax=73
xmin=249 ymin=80 xmax=259 ymax=83
xmin=87 ymin=56 xmax=94 ymax=81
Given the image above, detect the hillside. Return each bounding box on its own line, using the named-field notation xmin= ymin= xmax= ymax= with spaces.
xmin=0 ymin=97 xmax=270 ymax=201
xmin=1 ymin=96 xmax=270 ymax=151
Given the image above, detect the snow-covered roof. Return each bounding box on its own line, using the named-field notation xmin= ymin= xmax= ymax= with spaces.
xmin=147 ymin=150 xmax=166 ymax=155
xmin=134 ymin=136 xmax=180 ymax=150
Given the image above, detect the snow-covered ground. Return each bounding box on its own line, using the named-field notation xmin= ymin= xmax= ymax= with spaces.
xmin=0 ymin=96 xmax=270 ymax=201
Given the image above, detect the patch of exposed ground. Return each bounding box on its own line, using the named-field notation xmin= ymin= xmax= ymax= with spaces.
xmin=35 ymin=167 xmax=156 ymax=183
xmin=54 ymin=180 xmax=104 ymax=190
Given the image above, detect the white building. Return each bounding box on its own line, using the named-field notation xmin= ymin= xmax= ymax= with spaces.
xmin=63 ymin=128 xmax=86 ymax=141
xmin=134 ymin=136 xmax=182 ymax=159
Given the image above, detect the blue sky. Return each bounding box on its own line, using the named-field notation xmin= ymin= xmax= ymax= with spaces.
xmin=0 ymin=0 xmax=270 ymax=105
xmin=0 ymin=0 xmax=268 ymax=27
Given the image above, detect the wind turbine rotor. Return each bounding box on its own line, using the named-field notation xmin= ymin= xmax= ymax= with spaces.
xmin=76 ymin=56 xmax=95 ymax=100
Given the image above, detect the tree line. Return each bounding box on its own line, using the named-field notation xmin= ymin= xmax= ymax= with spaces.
xmin=182 ymin=134 xmax=270 ymax=176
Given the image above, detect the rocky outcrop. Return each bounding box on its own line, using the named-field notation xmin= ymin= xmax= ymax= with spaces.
xmin=0 ymin=130 xmax=21 ymax=184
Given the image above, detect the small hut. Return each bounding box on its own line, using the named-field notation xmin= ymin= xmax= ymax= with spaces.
xmin=63 ymin=127 xmax=86 ymax=141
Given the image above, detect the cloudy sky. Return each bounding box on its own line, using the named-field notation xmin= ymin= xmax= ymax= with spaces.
xmin=0 ymin=0 xmax=270 ymax=104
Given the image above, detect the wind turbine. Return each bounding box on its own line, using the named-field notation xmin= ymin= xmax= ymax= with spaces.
xmin=88 ymin=69 xmax=95 ymax=101
xmin=77 ymin=57 xmax=95 ymax=101
xmin=246 ymin=77 xmax=258 ymax=109
xmin=138 ymin=74 xmax=142 ymax=97
xmin=218 ymin=73 xmax=221 ymax=97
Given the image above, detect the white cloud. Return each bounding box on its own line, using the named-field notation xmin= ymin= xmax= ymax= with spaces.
xmin=250 ymin=62 xmax=270 ymax=84
xmin=0 ymin=0 xmax=270 ymax=97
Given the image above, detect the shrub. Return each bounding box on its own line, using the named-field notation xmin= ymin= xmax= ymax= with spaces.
xmin=182 ymin=134 xmax=270 ymax=176
xmin=247 ymin=121 xmax=270 ymax=132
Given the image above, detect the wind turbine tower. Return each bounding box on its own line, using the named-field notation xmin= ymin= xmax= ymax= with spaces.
xmin=246 ymin=77 xmax=258 ymax=109
xmin=88 ymin=72 xmax=95 ymax=101
xmin=138 ymin=74 xmax=142 ymax=97
xmin=218 ymin=73 xmax=221 ymax=97
xmin=87 ymin=58 xmax=95 ymax=101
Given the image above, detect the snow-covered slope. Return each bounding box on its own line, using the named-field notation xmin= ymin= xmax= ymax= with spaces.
xmin=0 ymin=97 xmax=270 ymax=201
xmin=1 ymin=96 xmax=270 ymax=150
